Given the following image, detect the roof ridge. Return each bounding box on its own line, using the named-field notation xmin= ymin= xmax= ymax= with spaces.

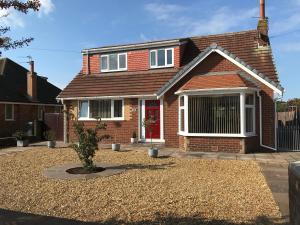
xmin=83 ymin=30 xmax=258 ymax=52
xmin=188 ymin=29 xmax=258 ymax=40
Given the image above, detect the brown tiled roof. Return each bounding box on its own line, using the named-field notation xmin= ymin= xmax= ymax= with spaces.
xmin=59 ymin=30 xmax=281 ymax=99
xmin=183 ymin=30 xmax=279 ymax=83
xmin=58 ymin=69 xmax=178 ymax=98
xmin=181 ymin=74 xmax=257 ymax=91
xmin=0 ymin=58 xmax=61 ymax=104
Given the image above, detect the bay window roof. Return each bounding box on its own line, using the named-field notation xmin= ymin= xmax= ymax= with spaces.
xmin=180 ymin=73 xmax=258 ymax=91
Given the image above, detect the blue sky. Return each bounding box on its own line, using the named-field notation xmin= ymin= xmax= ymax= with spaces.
xmin=1 ymin=0 xmax=300 ymax=100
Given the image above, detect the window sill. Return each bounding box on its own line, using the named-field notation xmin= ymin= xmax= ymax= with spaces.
xmin=150 ymin=65 xmax=174 ymax=69
xmin=100 ymin=69 xmax=127 ymax=73
xmin=178 ymin=132 xmax=257 ymax=138
xmin=78 ymin=118 xmax=125 ymax=122
xmin=5 ymin=119 xmax=15 ymax=121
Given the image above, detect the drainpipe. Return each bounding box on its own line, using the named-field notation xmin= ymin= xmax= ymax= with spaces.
xmin=257 ymin=91 xmax=277 ymax=151
xmin=62 ymin=99 xmax=68 ymax=144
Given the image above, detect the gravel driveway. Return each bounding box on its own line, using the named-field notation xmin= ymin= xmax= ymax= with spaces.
xmin=0 ymin=148 xmax=281 ymax=224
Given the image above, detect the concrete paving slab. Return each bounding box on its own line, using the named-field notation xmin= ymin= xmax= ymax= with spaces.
xmin=259 ymin=163 xmax=289 ymax=224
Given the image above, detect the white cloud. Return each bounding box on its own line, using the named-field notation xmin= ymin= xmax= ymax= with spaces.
xmin=139 ymin=33 xmax=149 ymax=41
xmin=271 ymin=13 xmax=300 ymax=36
xmin=38 ymin=0 xmax=55 ymax=17
xmin=186 ymin=7 xmax=258 ymax=36
xmin=0 ymin=0 xmax=55 ymax=28
xmin=145 ymin=3 xmax=185 ymax=21
xmin=277 ymin=42 xmax=300 ymax=52
xmin=0 ymin=9 xmax=25 ymax=28
xmin=145 ymin=3 xmax=258 ymax=36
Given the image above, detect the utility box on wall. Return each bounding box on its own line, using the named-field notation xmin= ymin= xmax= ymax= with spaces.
xmin=289 ymin=162 xmax=300 ymax=225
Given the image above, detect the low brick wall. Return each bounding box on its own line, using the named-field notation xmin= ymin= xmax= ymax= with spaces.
xmin=289 ymin=161 xmax=300 ymax=225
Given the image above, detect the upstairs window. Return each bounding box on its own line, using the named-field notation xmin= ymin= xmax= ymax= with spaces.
xmin=150 ymin=48 xmax=174 ymax=68
xmin=101 ymin=53 xmax=127 ymax=72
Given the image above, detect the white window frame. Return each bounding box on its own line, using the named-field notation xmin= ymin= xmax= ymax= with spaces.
xmin=150 ymin=48 xmax=174 ymax=69
xmin=245 ymin=93 xmax=256 ymax=135
xmin=38 ymin=105 xmax=44 ymax=121
xmin=178 ymin=90 xmax=256 ymax=137
xmin=100 ymin=53 xmax=127 ymax=72
xmin=178 ymin=95 xmax=186 ymax=132
xmin=78 ymin=99 xmax=124 ymax=121
xmin=5 ymin=104 xmax=14 ymax=121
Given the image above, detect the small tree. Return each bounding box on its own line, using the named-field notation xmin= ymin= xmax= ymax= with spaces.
xmin=71 ymin=119 xmax=109 ymax=171
xmin=142 ymin=115 xmax=156 ymax=149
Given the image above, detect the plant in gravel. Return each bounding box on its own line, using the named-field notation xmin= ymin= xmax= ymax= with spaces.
xmin=142 ymin=115 xmax=156 ymax=149
xmin=12 ymin=130 xmax=28 ymax=141
xmin=44 ymin=130 xmax=56 ymax=141
xmin=71 ymin=118 xmax=109 ymax=171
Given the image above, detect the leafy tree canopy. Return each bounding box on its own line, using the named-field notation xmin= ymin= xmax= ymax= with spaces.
xmin=0 ymin=0 xmax=40 ymax=54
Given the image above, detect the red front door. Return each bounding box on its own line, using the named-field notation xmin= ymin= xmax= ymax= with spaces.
xmin=145 ymin=100 xmax=160 ymax=139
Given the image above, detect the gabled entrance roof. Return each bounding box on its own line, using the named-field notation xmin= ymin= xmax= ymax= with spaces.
xmin=156 ymin=43 xmax=284 ymax=98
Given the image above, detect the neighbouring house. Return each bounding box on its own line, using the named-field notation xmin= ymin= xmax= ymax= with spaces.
xmin=0 ymin=58 xmax=62 ymax=138
xmin=58 ymin=0 xmax=284 ymax=153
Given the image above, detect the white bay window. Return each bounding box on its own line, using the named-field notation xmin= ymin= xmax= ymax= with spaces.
xmin=78 ymin=99 xmax=124 ymax=120
xmin=178 ymin=91 xmax=257 ymax=137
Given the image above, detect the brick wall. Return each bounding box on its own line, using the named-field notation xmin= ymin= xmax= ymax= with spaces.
xmin=67 ymin=99 xmax=139 ymax=144
xmin=0 ymin=103 xmax=57 ymax=137
xmin=76 ymin=51 xmax=275 ymax=153
xmin=185 ymin=137 xmax=244 ymax=153
xmin=163 ymin=52 xmax=274 ymax=152
xmin=289 ymin=162 xmax=300 ymax=225
xmin=82 ymin=46 xmax=181 ymax=75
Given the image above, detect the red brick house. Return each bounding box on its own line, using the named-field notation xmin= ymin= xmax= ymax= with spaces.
xmin=0 ymin=58 xmax=62 ymax=138
xmin=58 ymin=1 xmax=284 ymax=153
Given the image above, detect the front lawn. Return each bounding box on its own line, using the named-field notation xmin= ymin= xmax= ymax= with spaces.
xmin=0 ymin=148 xmax=281 ymax=224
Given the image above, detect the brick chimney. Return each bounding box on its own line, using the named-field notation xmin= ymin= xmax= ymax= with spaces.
xmin=257 ymin=0 xmax=269 ymax=36
xmin=27 ymin=60 xmax=37 ymax=102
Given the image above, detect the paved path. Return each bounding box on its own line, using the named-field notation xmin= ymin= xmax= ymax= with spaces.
xmin=259 ymin=162 xmax=289 ymax=224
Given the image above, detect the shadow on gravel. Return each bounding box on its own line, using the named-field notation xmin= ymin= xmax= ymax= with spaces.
xmin=106 ymin=162 xmax=176 ymax=171
xmin=0 ymin=208 xmax=288 ymax=225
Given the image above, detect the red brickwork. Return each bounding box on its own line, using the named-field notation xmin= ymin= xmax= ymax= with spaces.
xmin=128 ymin=50 xmax=149 ymax=71
xmin=0 ymin=103 xmax=57 ymax=137
xmin=185 ymin=137 xmax=244 ymax=153
xmin=67 ymin=99 xmax=139 ymax=144
xmin=73 ymin=51 xmax=275 ymax=153
xmin=82 ymin=46 xmax=181 ymax=75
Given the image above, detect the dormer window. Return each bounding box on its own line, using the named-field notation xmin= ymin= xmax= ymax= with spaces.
xmin=101 ymin=53 xmax=127 ymax=72
xmin=150 ymin=48 xmax=174 ymax=68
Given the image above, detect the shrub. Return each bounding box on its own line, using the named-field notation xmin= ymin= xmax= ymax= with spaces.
xmin=12 ymin=131 xmax=28 ymax=141
xmin=44 ymin=130 xmax=56 ymax=141
xmin=71 ymin=119 xmax=109 ymax=171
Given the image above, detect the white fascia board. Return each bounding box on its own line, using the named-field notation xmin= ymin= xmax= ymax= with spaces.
xmin=215 ymin=49 xmax=283 ymax=95
xmin=157 ymin=49 xmax=214 ymax=99
xmin=158 ymin=48 xmax=283 ymax=98
xmin=175 ymin=87 xmax=259 ymax=95
xmin=58 ymin=94 xmax=157 ymax=101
